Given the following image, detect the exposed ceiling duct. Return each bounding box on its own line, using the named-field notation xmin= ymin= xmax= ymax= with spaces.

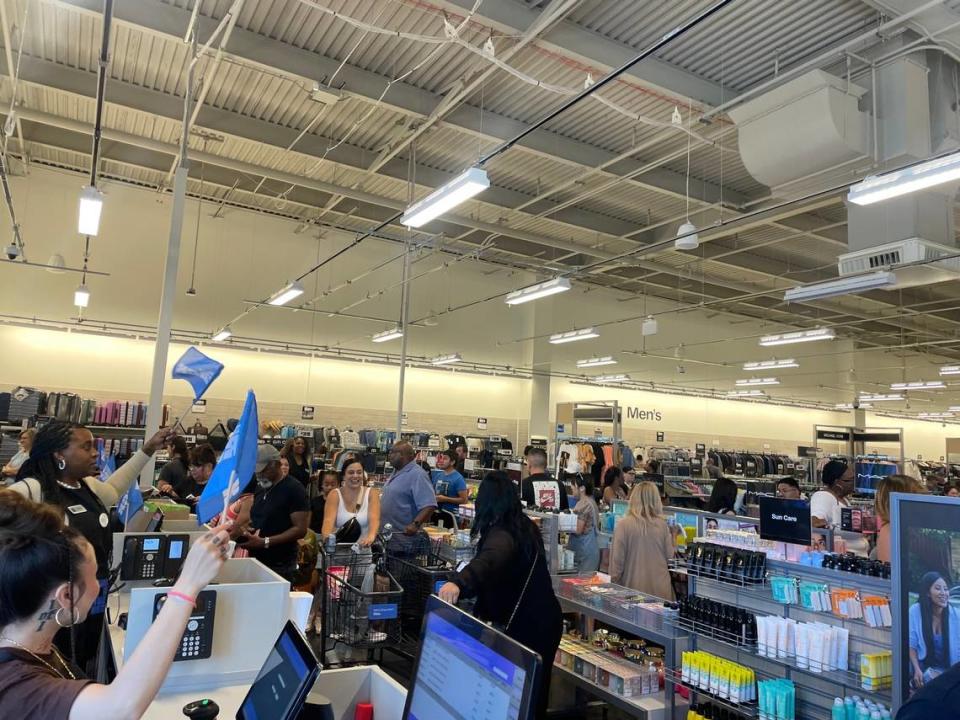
xmin=732 ymin=55 xmax=960 ymax=293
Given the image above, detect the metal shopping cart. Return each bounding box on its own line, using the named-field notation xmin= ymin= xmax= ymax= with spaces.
xmin=384 ymin=532 xmax=457 ymax=658
xmin=318 ymin=540 xmax=403 ymax=667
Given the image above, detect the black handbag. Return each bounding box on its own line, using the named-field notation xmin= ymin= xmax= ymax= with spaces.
xmin=335 ymin=517 xmax=362 ymax=544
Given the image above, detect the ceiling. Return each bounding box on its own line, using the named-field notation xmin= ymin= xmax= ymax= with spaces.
xmin=2 ymin=0 xmax=960 ymax=417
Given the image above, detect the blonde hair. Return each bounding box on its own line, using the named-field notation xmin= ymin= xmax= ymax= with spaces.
xmin=627 ymin=481 xmax=664 ymax=523
xmin=875 ymin=474 xmax=913 ymax=523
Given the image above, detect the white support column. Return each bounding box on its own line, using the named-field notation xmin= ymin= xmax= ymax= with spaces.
xmin=141 ymin=165 xmax=189 ymax=487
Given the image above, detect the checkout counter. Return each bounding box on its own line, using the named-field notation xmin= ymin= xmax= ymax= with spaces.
xmin=102 ymin=520 xmax=407 ymax=719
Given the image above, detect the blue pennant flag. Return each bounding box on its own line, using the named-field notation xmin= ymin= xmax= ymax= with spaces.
xmin=172 ymin=346 xmax=224 ymax=401
xmin=196 ymin=389 xmax=259 ymax=524
xmin=116 ymin=479 xmax=144 ymax=526
xmin=99 ymin=453 xmax=116 ymax=483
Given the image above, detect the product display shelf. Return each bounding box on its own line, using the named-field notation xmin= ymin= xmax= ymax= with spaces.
xmin=553 ymin=664 xmax=670 ymax=718
xmin=661 ymin=667 xmax=758 ymax=719
xmin=681 ymin=557 xmax=894 ymax=716
xmin=555 ymin=580 xmax=688 ymax=718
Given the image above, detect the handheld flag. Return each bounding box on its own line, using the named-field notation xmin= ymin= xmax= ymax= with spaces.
xmin=196 ymin=389 xmax=259 ymax=524
xmin=172 ymin=346 xmax=224 ymax=401
xmin=117 ymin=480 xmax=144 ymax=526
xmin=99 ymin=453 xmax=116 ymax=483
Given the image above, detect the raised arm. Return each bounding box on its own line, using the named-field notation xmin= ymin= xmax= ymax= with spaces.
xmin=69 ymin=527 xmax=229 ymax=720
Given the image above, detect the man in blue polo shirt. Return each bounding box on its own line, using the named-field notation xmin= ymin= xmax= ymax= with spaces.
xmin=380 ymin=441 xmax=437 ymax=546
xmin=431 ymin=450 xmax=468 ymax=514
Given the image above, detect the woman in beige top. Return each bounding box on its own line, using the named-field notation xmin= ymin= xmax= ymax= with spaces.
xmin=609 ymin=481 xmax=676 ymax=599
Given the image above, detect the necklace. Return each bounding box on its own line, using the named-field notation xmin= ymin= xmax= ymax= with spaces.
xmin=0 ymin=636 xmax=76 ymax=679
xmin=56 ymin=479 xmax=82 ymax=491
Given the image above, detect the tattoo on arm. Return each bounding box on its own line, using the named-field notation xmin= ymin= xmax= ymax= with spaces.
xmin=35 ymin=599 xmax=58 ymax=632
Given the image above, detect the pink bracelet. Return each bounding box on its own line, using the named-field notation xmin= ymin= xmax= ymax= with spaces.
xmin=167 ymin=590 xmax=196 ymax=606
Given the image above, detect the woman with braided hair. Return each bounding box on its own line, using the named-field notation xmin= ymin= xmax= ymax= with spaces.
xmin=0 ymin=491 xmax=230 ymax=719
xmin=6 ymin=420 xmax=173 ymax=672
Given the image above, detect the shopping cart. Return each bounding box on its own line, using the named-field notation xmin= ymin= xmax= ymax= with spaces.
xmin=318 ymin=540 xmax=403 ymax=667
xmin=384 ymin=532 xmax=457 ymax=656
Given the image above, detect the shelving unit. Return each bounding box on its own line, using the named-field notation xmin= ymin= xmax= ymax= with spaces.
xmin=675 ymin=554 xmax=894 ymax=717
xmin=554 ymin=582 xmax=688 ymax=718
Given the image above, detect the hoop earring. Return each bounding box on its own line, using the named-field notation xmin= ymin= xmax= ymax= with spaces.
xmin=57 ymin=458 xmax=66 ymax=471
xmin=55 ymin=607 xmax=80 ymax=628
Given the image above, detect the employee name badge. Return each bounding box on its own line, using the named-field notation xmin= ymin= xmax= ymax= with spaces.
xmin=532 ymin=481 xmax=558 ymax=509
xmin=66 ymin=504 xmax=87 ymax=515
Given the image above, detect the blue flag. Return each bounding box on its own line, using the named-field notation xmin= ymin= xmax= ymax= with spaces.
xmin=99 ymin=453 xmax=116 ymax=483
xmin=172 ymin=346 xmax=224 ymax=401
xmin=196 ymin=389 xmax=259 ymax=524
xmin=117 ymin=479 xmax=144 ymax=526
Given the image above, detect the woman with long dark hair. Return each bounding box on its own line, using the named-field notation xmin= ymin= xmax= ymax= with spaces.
xmin=601 ymin=466 xmax=627 ymax=505
xmin=0 ymin=491 xmax=229 ymax=719
xmin=909 ymin=571 xmax=960 ymax=687
xmin=281 ymin=436 xmax=312 ymax=488
xmin=438 ymin=471 xmax=563 ymax=719
xmin=706 ymin=476 xmax=739 ymax=514
xmin=7 ymin=420 xmax=172 ymax=672
xmin=156 ymin=436 xmax=191 ymax=502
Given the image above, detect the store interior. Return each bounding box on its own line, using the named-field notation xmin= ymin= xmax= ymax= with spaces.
xmin=3 ymin=0 xmax=960 ymax=718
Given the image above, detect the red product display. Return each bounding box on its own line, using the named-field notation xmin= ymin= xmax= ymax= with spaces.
xmin=354 ymin=703 xmax=373 ymax=720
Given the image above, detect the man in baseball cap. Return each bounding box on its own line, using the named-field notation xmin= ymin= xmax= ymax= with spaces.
xmin=237 ymin=443 xmax=308 ymax=581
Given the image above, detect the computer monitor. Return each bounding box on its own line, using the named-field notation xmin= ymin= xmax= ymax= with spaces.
xmin=236 ymin=621 xmax=320 ymax=720
xmin=402 ymin=596 xmax=541 ymax=720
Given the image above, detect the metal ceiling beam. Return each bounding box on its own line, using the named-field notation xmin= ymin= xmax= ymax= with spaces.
xmin=45 ymin=0 xmax=747 ymax=208
xmin=1 ymin=55 xmax=640 ymax=240
xmin=430 ymin=0 xmax=726 ymax=107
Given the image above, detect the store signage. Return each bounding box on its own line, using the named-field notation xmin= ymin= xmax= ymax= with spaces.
xmin=530 ymin=436 xmax=547 ymax=448
xmin=301 ymin=405 xmax=315 ymax=420
xmin=797 ymin=445 xmax=820 ymax=458
xmin=401 ymin=413 xmax=408 ymax=427
xmin=656 ymin=431 xmax=665 ymax=442
xmin=695 ymin=443 xmax=706 ymax=457
xmin=476 ymin=417 xmax=488 ymax=430
xmin=626 ymin=406 xmax=663 ymax=422
xmin=763 ymin=443 xmax=771 ymax=450
xmin=816 ymin=430 xmax=850 ymax=441
xmin=758 ymin=496 xmax=812 ymax=546
xmin=192 ymin=399 xmax=207 ymax=414
xmin=556 ymin=423 xmax=565 ymax=434
xmin=853 ymin=431 xmax=901 ymax=443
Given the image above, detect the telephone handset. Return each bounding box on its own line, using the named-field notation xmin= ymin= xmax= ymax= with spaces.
xmin=121 ymin=534 xmax=189 ymax=581
xmin=154 ymin=589 xmax=216 ymax=661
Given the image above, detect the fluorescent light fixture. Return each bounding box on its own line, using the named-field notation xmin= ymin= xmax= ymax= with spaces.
xmin=836 ymin=403 xmax=873 ymax=409
xmin=783 ymin=271 xmax=896 ymax=302
xmin=735 ymin=377 xmax=780 ymax=387
xmin=890 ymin=380 xmax=946 ymax=391
xmin=372 ymin=327 xmax=404 ymax=343
xmin=919 ymin=412 xmax=955 ymax=419
xmin=940 ymin=365 xmax=960 ymax=376
xmin=73 ymin=284 xmax=90 ymax=308
xmin=549 ymin=327 xmax=599 ymax=344
xmin=212 ymin=326 xmax=232 ymax=342
xmin=577 ymin=356 xmax=617 ymax=368
xmin=948 ymin=406 xmax=960 ymax=412
xmin=675 ymin=221 xmax=699 ymax=251
xmin=726 ymin=389 xmax=766 ymax=398
xmin=594 ymin=374 xmax=630 ymax=383
xmin=848 ymin=150 xmax=960 ymax=205
xmin=77 ymin=185 xmax=104 ymax=236
xmin=505 ymin=277 xmax=571 ymax=306
xmin=743 ymin=359 xmax=798 ymax=371
xmin=431 ymin=353 xmax=462 ymax=366
xmin=759 ymin=327 xmax=835 ymax=347
xmin=401 ymin=166 xmax=489 ymax=228
xmin=267 ymin=280 xmax=305 ymax=306
xmin=858 ymin=393 xmax=904 ymax=402
xmin=642 ymin=316 xmax=658 ymax=336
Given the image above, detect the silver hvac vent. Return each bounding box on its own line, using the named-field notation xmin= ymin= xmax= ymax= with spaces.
xmin=838 ymin=238 xmax=960 ymax=289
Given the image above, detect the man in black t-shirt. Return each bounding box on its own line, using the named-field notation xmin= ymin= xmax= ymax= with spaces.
xmin=237 ymin=445 xmax=309 ymax=582
xmin=521 ymin=447 xmax=569 ymax=511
